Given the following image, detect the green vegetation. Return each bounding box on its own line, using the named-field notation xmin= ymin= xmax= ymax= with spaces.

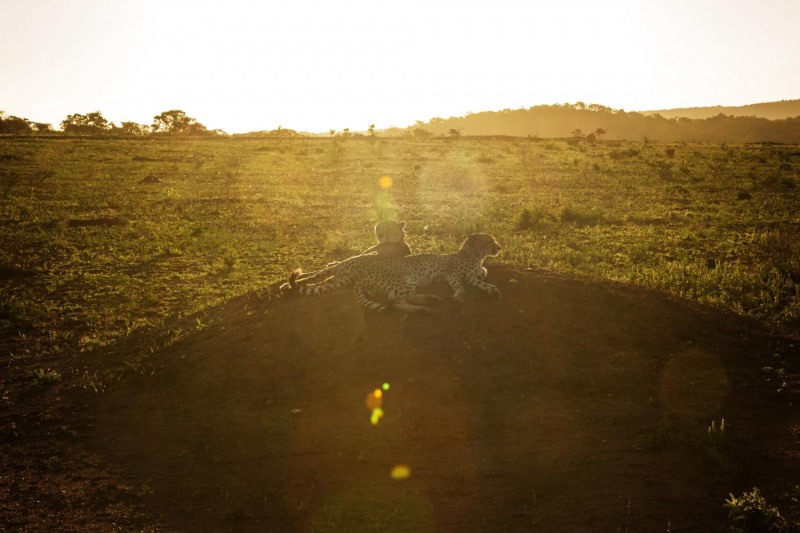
xmin=724 ymin=487 xmax=787 ymax=533
xmin=1 ymin=135 xmax=798 ymax=371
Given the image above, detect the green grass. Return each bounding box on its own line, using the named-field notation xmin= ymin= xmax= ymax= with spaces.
xmin=1 ymin=135 xmax=798 ymax=372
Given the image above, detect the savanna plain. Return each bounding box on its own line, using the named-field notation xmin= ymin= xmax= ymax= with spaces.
xmin=1 ymin=135 xmax=799 ymax=532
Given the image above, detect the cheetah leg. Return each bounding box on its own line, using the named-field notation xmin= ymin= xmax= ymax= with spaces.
xmin=444 ymin=275 xmax=466 ymax=302
xmin=465 ymin=275 xmax=502 ymax=299
xmin=353 ymin=284 xmax=388 ymax=312
xmin=392 ymin=284 xmax=434 ymax=314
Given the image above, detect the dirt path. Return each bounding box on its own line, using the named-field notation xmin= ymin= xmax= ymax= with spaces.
xmin=3 ymin=266 xmax=800 ymax=531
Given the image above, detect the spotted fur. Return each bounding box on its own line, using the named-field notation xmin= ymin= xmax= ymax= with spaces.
xmin=292 ymin=220 xmax=411 ymax=284
xmin=284 ymin=233 xmax=502 ymax=313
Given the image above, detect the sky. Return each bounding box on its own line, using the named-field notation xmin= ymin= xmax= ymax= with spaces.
xmin=2 ymin=0 xmax=799 ymax=134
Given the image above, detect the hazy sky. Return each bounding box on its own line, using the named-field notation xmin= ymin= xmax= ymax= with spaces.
xmin=2 ymin=0 xmax=798 ymax=133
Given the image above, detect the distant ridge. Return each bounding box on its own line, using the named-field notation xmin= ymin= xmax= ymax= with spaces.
xmin=641 ymin=99 xmax=800 ymax=120
xmin=392 ymin=100 xmax=800 ymax=142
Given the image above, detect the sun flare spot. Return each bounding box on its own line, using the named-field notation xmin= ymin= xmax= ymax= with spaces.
xmin=366 ymin=385 xmax=387 ymax=425
xmin=379 ymin=176 xmax=393 ymax=189
xmin=390 ymin=465 xmax=411 ymax=480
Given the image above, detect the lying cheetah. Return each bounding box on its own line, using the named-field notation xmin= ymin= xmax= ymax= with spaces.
xmin=293 ymin=220 xmax=411 ymax=283
xmin=284 ymin=233 xmax=502 ymax=313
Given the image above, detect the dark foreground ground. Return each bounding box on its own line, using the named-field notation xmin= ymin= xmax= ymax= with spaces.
xmin=2 ymin=266 xmax=799 ymax=532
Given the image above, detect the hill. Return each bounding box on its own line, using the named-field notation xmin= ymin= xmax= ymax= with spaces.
xmin=391 ymin=101 xmax=800 ymax=142
xmin=5 ymin=268 xmax=800 ymax=531
xmin=643 ymin=99 xmax=800 ymax=121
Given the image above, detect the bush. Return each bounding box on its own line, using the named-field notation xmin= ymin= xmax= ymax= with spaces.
xmin=724 ymin=487 xmax=787 ymax=533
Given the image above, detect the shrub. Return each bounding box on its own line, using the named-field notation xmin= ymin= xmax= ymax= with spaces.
xmin=724 ymin=487 xmax=787 ymax=533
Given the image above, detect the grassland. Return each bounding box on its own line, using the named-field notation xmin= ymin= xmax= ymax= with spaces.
xmin=2 ymin=134 xmax=800 ymax=531
xmin=1 ymin=135 xmax=798 ymax=371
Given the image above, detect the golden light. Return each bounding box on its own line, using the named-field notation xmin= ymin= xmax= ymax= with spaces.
xmin=379 ymin=176 xmax=393 ymax=189
xmin=365 ymin=390 xmax=382 ymax=411
xmin=390 ymin=465 xmax=411 ymax=480
xmin=366 ymin=385 xmax=387 ymax=425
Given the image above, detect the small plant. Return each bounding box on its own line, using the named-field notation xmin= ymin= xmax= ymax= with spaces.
xmin=516 ymin=207 xmax=553 ymax=230
xmin=32 ymin=367 xmax=62 ymax=386
xmin=724 ymin=487 xmax=787 ymax=533
xmin=708 ymin=418 xmax=726 ymax=439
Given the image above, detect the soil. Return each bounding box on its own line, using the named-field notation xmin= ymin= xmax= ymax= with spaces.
xmin=2 ymin=265 xmax=800 ymax=532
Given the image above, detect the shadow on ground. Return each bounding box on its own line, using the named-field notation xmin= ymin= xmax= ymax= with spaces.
xmin=4 ymin=266 xmax=799 ymax=532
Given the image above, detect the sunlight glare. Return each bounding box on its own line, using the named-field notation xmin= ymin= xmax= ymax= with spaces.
xmin=390 ymin=464 xmax=411 ymax=480
xmin=379 ymin=176 xmax=393 ymax=190
xmin=370 ymin=408 xmax=384 ymax=426
xmin=366 ymin=385 xmax=386 ymax=425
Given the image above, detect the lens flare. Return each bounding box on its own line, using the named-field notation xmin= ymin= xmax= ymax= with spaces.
xmin=366 ymin=385 xmax=388 ymax=425
xmin=379 ymin=176 xmax=393 ymax=189
xmin=366 ymin=391 xmax=382 ymax=411
xmin=382 ymin=382 xmax=390 ymax=391
xmin=390 ymin=465 xmax=411 ymax=480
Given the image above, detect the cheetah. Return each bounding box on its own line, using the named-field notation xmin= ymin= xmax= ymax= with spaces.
xmin=293 ymin=219 xmax=411 ymax=284
xmin=283 ymin=233 xmax=502 ymax=313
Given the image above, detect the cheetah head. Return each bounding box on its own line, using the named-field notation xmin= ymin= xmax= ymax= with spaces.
xmin=374 ymin=220 xmax=407 ymax=243
xmin=462 ymin=233 xmax=501 ymax=258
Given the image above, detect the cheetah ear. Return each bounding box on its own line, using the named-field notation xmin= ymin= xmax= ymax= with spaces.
xmin=466 ymin=234 xmax=482 ymax=254
xmin=398 ymin=221 xmax=406 ymax=229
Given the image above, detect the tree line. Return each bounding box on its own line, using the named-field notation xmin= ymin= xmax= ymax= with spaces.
xmin=0 ymin=109 xmax=224 ymax=136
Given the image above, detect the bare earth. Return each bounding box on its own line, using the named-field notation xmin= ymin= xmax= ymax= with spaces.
xmin=2 ymin=266 xmax=799 ymax=532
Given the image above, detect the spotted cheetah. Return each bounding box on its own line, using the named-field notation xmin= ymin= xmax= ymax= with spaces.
xmin=293 ymin=220 xmax=411 ymax=284
xmin=284 ymin=233 xmax=502 ymax=313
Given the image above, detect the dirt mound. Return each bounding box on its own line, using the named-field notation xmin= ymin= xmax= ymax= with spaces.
xmin=78 ymin=266 xmax=798 ymax=532
xmin=4 ymin=266 xmax=798 ymax=531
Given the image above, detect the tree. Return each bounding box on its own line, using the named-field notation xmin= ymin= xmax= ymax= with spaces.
xmin=152 ymin=110 xmax=207 ymax=135
xmin=32 ymin=122 xmax=53 ymax=133
xmin=0 ymin=114 xmax=33 ymax=134
xmin=117 ymin=121 xmax=150 ymax=136
xmin=448 ymin=128 xmax=461 ymax=138
xmin=61 ymin=112 xmax=111 ymax=135
xmin=367 ymin=124 xmax=376 ymax=137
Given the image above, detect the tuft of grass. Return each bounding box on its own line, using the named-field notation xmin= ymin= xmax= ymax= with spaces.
xmin=516 ymin=207 xmax=555 ymax=230
xmin=31 ymin=367 xmax=62 ymax=386
xmin=724 ymin=487 xmax=787 ymax=533
xmin=559 ymin=205 xmax=603 ymax=226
